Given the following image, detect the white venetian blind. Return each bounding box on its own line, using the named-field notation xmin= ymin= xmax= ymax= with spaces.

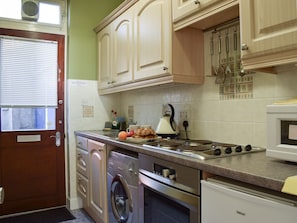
xmin=0 ymin=36 xmax=58 ymax=107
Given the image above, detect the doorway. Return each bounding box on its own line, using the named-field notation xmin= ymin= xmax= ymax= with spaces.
xmin=0 ymin=28 xmax=65 ymax=215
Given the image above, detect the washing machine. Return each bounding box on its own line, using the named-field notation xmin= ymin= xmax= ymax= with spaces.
xmin=107 ymin=149 xmax=139 ymax=223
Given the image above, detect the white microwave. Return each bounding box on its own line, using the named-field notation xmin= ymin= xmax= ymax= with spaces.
xmin=266 ymin=101 xmax=297 ymax=162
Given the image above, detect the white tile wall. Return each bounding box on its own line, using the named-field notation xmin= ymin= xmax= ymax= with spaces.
xmin=119 ymin=70 xmax=297 ymax=147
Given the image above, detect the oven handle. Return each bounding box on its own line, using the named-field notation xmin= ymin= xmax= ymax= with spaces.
xmin=139 ymin=169 xmax=199 ymax=211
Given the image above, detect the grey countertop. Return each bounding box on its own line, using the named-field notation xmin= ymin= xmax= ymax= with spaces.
xmin=75 ymin=130 xmax=297 ymax=198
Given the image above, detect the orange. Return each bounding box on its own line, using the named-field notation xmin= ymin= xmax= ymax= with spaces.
xmin=118 ymin=131 xmax=128 ymax=140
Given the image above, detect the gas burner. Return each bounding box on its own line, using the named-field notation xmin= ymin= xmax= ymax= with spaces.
xmin=143 ymin=139 xmax=265 ymax=160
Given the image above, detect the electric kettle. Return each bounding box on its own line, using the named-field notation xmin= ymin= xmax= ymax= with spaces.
xmin=156 ymin=104 xmax=179 ymax=138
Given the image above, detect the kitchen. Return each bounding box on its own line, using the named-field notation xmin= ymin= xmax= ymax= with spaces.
xmin=73 ymin=0 xmax=297 ymax=222
xmin=1 ymin=0 xmax=297 ymax=222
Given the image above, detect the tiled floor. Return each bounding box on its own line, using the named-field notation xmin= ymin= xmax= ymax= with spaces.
xmin=62 ymin=209 xmax=95 ymax=223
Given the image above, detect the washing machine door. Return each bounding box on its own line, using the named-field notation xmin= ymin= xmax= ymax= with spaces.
xmin=111 ymin=174 xmax=133 ymax=223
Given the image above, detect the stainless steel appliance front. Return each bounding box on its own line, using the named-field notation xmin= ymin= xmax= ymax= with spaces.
xmin=138 ymin=153 xmax=200 ymax=223
xmin=107 ymin=150 xmax=139 ymax=223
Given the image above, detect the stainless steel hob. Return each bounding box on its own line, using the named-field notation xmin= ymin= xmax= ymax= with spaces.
xmin=143 ymin=139 xmax=265 ymax=160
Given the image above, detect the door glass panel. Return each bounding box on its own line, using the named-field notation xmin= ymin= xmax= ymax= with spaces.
xmin=1 ymin=107 xmax=55 ymax=131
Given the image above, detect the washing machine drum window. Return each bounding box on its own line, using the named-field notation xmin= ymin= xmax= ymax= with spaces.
xmin=111 ymin=174 xmax=133 ymax=223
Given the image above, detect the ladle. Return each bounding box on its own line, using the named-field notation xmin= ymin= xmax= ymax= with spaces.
xmin=225 ymin=32 xmax=232 ymax=77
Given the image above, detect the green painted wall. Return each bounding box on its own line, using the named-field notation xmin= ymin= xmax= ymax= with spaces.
xmin=68 ymin=0 xmax=124 ymax=80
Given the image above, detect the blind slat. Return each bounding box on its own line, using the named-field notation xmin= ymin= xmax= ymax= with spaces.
xmin=0 ymin=37 xmax=58 ymax=107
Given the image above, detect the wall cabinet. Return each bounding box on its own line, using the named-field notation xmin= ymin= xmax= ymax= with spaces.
xmin=111 ymin=10 xmax=134 ymax=84
xmin=96 ymin=0 xmax=204 ymax=95
xmin=240 ymin=0 xmax=297 ymax=71
xmin=97 ymin=9 xmax=134 ymax=90
xmin=172 ymin=0 xmax=239 ymax=31
xmin=75 ymin=136 xmax=107 ymax=223
xmin=133 ymin=0 xmax=170 ymax=80
xmin=97 ymin=25 xmax=112 ymax=90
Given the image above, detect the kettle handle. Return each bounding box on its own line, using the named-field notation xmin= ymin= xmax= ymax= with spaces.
xmin=168 ymin=104 xmax=176 ymax=131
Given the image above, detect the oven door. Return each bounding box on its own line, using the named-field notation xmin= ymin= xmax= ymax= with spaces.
xmin=139 ymin=169 xmax=200 ymax=223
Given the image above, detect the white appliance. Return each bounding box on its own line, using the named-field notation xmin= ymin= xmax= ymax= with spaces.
xmin=266 ymin=100 xmax=297 ymax=162
xmin=201 ymin=178 xmax=297 ymax=223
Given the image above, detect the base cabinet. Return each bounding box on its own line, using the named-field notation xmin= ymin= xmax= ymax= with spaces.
xmin=75 ymin=136 xmax=107 ymax=223
xmin=88 ymin=140 xmax=107 ymax=223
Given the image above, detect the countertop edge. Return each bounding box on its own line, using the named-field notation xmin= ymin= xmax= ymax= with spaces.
xmin=74 ymin=131 xmax=297 ymax=198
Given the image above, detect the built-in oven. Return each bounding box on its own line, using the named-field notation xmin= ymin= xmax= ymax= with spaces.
xmin=138 ymin=153 xmax=200 ymax=223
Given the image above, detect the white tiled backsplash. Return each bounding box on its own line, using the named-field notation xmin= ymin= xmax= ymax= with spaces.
xmin=119 ymin=70 xmax=297 ymax=147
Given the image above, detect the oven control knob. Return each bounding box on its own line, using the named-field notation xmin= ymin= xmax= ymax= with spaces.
xmin=245 ymin=144 xmax=252 ymax=151
xmin=214 ymin=148 xmax=221 ymax=156
xmin=162 ymin=169 xmax=170 ymax=178
xmin=225 ymin=147 xmax=232 ymax=154
xmin=235 ymin=145 xmax=242 ymax=152
xmin=169 ymin=174 xmax=176 ymax=180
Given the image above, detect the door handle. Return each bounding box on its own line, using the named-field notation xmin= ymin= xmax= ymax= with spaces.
xmin=50 ymin=131 xmax=61 ymax=147
xmin=0 ymin=187 xmax=4 ymax=204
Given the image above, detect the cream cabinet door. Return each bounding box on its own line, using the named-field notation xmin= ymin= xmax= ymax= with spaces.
xmin=240 ymin=0 xmax=297 ymax=69
xmin=88 ymin=139 xmax=107 ymax=223
xmin=111 ymin=10 xmax=134 ymax=84
xmin=173 ymin=0 xmax=217 ymax=22
xmin=97 ymin=26 xmax=112 ymax=89
xmin=133 ymin=0 xmax=171 ymax=80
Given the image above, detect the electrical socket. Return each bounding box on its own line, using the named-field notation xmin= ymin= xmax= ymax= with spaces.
xmin=179 ymin=110 xmax=191 ymax=139
xmin=128 ymin=105 xmax=134 ymax=123
xmin=179 ymin=110 xmax=188 ymax=122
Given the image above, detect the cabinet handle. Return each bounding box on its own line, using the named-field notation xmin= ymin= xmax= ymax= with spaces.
xmin=78 ymin=181 xmax=87 ymax=194
xmin=107 ymin=81 xmax=115 ymax=84
xmin=163 ymin=66 xmax=168 ymax=71
xmin=194 ymin=0 xmax=200 ymax=4
xmin=78 ymin=156 xmax=87 ymax=167
xmin=241 ymin=44 xmax=249 ymax=51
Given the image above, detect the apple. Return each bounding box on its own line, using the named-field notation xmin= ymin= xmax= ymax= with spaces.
xmin=127 ymin=130 xmax=134 ymax=137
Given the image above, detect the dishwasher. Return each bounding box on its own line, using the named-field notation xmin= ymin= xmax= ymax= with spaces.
xmin=201 ymin=177 xmax=297 ymax=223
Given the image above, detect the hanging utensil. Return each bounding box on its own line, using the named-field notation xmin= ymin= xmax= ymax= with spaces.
xmin=233 ymin=27 xmax=238 ymax=77
xmin=215 ymin=33 xmax=225 ymax=84
xmin=225 ymin=31 xmax=232 ymax=77
xmin=210 ymin=32 xmax=217 ymax=76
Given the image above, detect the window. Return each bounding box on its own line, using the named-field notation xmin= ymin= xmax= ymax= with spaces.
xmin=0 ymin=0 xmax=62 ymax=25
xmin=0 ymin=36 xmax=58 ymax=132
